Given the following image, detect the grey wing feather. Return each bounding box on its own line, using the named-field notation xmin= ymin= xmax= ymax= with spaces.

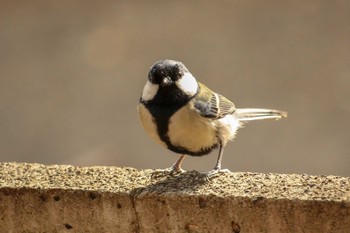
xmin=194 ymin=93 xmax=236 ymax=119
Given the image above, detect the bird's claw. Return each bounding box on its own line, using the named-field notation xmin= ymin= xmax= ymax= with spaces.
xmin=200 ymin=168 xmax=231 ymax=179
xmin=151 ymin=166 xmax=186 ymax=179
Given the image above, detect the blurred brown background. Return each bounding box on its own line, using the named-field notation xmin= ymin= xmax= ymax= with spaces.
xmin=1 ymin=1 xmax=349 ymax=176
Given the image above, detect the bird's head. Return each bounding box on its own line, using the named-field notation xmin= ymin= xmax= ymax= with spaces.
xmin=141 ymin=59 xmax=198 ymax=104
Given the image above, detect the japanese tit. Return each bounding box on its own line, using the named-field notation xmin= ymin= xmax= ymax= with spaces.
xmin=138 ymin=59 xmax=287 ymax=174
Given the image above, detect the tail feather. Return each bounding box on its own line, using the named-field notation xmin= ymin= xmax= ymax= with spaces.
xmin=234 ymin=108 xmax=287 ymax=121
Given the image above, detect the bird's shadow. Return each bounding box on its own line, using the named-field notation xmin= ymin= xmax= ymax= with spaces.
xmin=131 ymin=170 xmax=217 ymax=195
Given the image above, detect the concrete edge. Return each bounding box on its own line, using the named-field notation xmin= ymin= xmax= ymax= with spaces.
xmin=0 ymin=162 xmax=349 ymax=233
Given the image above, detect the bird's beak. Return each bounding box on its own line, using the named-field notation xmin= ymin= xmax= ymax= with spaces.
xmin=161 ymin=76 xmax=172 ymax=87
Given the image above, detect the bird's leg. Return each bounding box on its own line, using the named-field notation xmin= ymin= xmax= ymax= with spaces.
xmin=170 ymin=154 xmax=186 ymax=173
xmin=151 ymin=154 xmax=186 ymax=179
xmin=213 ymin=144 xmax=224 ymax=171
xmin=207 ymin=143 xmax=230 ymax=175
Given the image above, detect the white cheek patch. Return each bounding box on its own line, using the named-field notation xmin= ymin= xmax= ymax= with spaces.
xmin=176 ymin=72 xmax=198 ymax=96
xmin=141 ymin=80 xmax=159 ymax=101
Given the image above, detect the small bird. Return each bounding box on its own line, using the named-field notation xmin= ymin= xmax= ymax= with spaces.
xmin=138 ymin=59 xmax=287 ymax=174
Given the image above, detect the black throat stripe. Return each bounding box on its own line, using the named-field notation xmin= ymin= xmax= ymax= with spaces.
xmin=143 ymin=101 xmax=185 ymax=151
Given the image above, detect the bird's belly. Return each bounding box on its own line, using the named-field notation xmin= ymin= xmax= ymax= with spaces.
xmin=168 ymin=105 xmax=219 ymax=153
xmin=139 ymin=102 xmax=241 ymax=156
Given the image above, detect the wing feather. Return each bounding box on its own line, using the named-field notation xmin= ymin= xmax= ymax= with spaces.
xmin=194 ymin=83 xmax=236 ymax=119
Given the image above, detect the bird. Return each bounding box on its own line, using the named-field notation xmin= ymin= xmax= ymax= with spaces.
xmin=138 ymin=59 xmax=287 ymax=174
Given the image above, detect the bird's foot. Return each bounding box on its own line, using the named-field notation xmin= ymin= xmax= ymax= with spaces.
xmin=151 ymin=166 xmax=186 ymax=179
xmin=200 ymin=168 xmax=231 ymax=179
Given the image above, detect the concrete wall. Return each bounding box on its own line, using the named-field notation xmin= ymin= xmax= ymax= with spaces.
xmin=0 ymin=162 xmax=349 ymax=232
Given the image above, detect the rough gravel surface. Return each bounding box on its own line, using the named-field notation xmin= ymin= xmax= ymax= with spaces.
xmin=1 ymin=162 xmax=349 ymax=201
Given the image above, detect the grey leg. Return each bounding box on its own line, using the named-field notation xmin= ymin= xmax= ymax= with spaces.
xmin=213 ymin=144 xmax=224 ymax=171
xmin=207 ymin=144 xmax=231 ymax=175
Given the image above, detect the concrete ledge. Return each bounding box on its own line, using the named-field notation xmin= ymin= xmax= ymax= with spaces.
xmin=0 ymin=162 xmax=349 ymax=233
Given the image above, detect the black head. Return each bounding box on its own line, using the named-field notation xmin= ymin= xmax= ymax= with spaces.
xmin=148 ymin=59 xmax=189 ymax=87
xmin=141 ymin=59 xmax=198 ymax=105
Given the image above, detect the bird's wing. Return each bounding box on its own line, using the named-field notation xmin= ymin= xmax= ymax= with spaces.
xmin=194 ymin=82 xmax=236 ymax=119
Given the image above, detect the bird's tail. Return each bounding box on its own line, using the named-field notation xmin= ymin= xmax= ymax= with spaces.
xmin=234 ymin=108 xmax=287 ymax=121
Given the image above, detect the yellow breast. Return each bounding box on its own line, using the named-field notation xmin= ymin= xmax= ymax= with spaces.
xmin=167 ymin=102 xmax=219 ymax=152
xmin=138 ymin=102 xmax=238 ymax=154
xmin=137 ymin=104 xmax=167 ymax=147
